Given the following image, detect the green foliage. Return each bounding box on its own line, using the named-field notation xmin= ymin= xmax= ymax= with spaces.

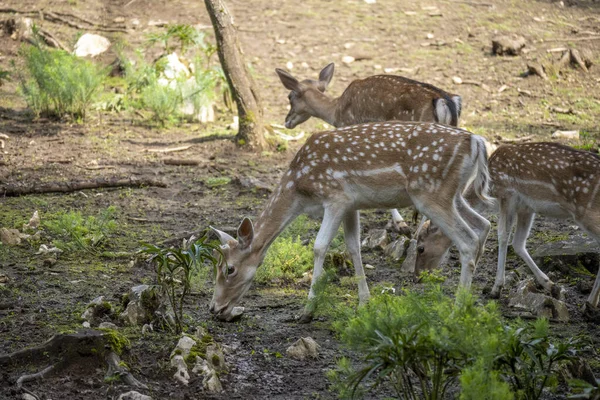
xmin=255 ymin=235 xmax=313 ymax=284
xmin=496 ymin=318 xmax=579 ymax=400
xmin=146 ymin=24 xmax=208 ymax=55
xmin=140 ymin=233 xmax=223 ymax=334
xmin=460 ymin=359 xmax=514 ymax=400
xmin=332 ymin=286 xmax=579 ymax=400
xmin=205 ymin=176 xmax=231 ymax=188
xmin=0 ymin=67 xmax=9 ymax=86
xmin=418 ymin=269 xmax=446 ymax=284
xmin=569 ymin=378 xmax=600 ymax=399
xmin=43 ymin=206 xmax=118 ymax=254
xmin=100 ymin=328 xmax=131 ymax=355
xmin=18 ymin=38 xmax=106 ymax=120
xmin=140 ymin=77 xmax=182 ymax=126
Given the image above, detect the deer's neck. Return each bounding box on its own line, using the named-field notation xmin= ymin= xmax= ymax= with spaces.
xmin=252 ymin=189 xmax=301 ymax=261
xmin=307 ymin=92 xmax=340 ymax=127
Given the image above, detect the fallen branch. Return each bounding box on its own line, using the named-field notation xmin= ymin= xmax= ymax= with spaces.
xmin=544 ymin=36 xmax=600 ymax=42
xmin=43 ymin=11 xmax=128 ymax=33
xmin=449 ymin=0 xmax=494 ymax=7
xmin=74 ymin=164 xmax=117 ymax=170
xmin=146 ymin=145 xmax=192 ymax=153
xmin=163 ymin=158 xmax=201 ymax=166
xmin=1 ymin=177 xmax=166 ymax=196
xmin=105 ymin=351 xmax=148 ymax=389
xmin=37 ymin=27 xmax=69 ymax=51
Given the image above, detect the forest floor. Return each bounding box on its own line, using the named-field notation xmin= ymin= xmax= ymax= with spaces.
xmin=1 ymin=0 xmax=600 ymax=398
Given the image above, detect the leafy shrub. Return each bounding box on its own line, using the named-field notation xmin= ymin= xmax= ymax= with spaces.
xmin=140 ymin=233 xmax=222 ymax=333
xmin=332 ymin=286 xmax=579 ymax=399
xmin=19 ymin=39 xmax=106 ymax=120
xmin=497 ymin=318 xmax=579 ymax=399
xmin=140 ymin=77 xmax=182 ymax=126
xmin=44 ymin=206 xmax=118 ymax=254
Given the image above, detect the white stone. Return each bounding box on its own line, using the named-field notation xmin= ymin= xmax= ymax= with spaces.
xmin=551 ymin=130 xmax=579 ymax=140
xmin=0 ymin=228 xmax=21 ymax=246
xmin=99 ymin=322 xmax=119 ymax=330
xmin=23 ymin=210 xmax=40 ymax=230
xmin=74 ymin=33 xmax=111 ymax=57
xmin=286 ymin=61 xmax=294 ymax=70
xmin=342 ymin=55 xmax=355 ymax=64
xmin=452 ymin=76 xmax=463 ymax=84
xmin=117 ymin=391 xmax=152 ymax=400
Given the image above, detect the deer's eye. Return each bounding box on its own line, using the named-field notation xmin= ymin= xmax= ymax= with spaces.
xmin=226 ymin=265 xmax=236 ymax=277
xmin=417 ymin=246 xmax=425 ymax=254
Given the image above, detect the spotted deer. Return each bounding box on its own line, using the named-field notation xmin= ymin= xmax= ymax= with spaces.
xmin=276 ymin=63 xmax=462 ymax=231
xmin=209 ymin=121 xmax=491 ymax=322
xmin=414 ymin=142 xmax=600 ymax=311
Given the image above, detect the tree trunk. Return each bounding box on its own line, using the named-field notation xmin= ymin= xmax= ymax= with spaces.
xmin=204 ymin=0 xmax=267 ymax=150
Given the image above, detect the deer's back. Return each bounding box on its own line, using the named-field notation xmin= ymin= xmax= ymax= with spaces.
xmin=490 ymin=143 xmax=600 ymax=218
xmin=335 ymin=75 xmax=455 ymax=127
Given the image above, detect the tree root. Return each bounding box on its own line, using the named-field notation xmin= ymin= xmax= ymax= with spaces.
xmin=0 ymin=330 xmax=147 ymax=394
xmin=1 ymin=177 xmax=166 ymax=196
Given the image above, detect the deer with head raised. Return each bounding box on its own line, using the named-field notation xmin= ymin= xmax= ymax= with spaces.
xmin=276 ymin=63 xmax=462 ymax=232
xmin=210 ymin=121 xmax=491 ymax=322
xmin=414 ymin=142 xmax=600 ymax=311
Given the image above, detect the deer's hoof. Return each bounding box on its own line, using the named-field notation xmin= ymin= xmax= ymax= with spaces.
xmin=549 ymin=283 xmax=563 ymax=300
xmin=489 ymin=286 xmax=502 ymax=299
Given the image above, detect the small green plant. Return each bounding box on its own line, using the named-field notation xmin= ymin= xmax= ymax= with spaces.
xmin=205 ymin=176 xmax=231 ymax=188
xmin=140 ymin=78 xmax=181 ymax=126
xmin=496 ymin=318 xmax=579 ymax=400
xmin=18 ymin=35 xmax=106 ymax=120
xmin=0 ymin=67 xmax=9 ymax=86
xmin=255 ymin=235 xmax=313 ymax=284
xmin=140 ymin=233 xmax=222 ymax=334
xmin=44 ymin=207 xmax=118 ymax=254
xmin=146 ymin=24 xmax=206 ymax=55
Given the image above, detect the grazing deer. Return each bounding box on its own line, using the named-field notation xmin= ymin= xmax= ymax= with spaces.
xmin=414 ymin=142 xmax=600 ymax=311
xmin=209 ymin=121 xmax=491 ymax=322
xmin=276 ymin=63 xmax=462 ymax=231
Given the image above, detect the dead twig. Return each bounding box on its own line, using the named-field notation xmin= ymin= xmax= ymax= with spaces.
xmin=448 ymin=0 xmax=494 ymax=7
xmin=544 ymin=36 xmax=600 ymax=42
xmin=1 ymin=177 xmax=166 ymax=196
xmin=146 ymin=145 xmax=192 ymax=153
xmin=74 ymin=164 xmax=117 ymax=170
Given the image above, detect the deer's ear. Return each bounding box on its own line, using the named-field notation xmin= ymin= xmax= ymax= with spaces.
xmin=210 ymin=226 xmax=236 ymax=245
xmin=237 ymin=218 xmax=254 ymax=249
xmin=276 ymin=68 xmax=300 ymax=92
xmin=317 ymin=63 xmax=335 ymax=92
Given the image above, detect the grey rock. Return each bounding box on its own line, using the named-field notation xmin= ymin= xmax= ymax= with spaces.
xmin=286 ymin=337 xmax=320 ymax=360
xmin=533 ymin=235 xmax=600 ymax=275
xmin=361 ymin=229 xmax=388 ymax=250
xmin=99 ymin=322 xmax=119 ymax=330
xmin=492 ymin=35 xmax=526 ymax=56
xmin=0 ymin=228 xmax=21 ymax=245
xmin=206 ymin=343 xmax=226 ymax=372
xmin=384 ymin=237 xmax=409 ymax=261
xmin=509 ymin=278 xmax=569 ymax=322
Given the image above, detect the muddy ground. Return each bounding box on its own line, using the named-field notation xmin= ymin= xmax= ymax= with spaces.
xmin=1 ymin=0 xmax=600 ymax=399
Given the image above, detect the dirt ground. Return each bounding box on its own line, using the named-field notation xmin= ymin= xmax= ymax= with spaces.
xmin=1 ymin=0 xmax=600 ymax=399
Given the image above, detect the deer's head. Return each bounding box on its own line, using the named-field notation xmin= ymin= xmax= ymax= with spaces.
xmin=275 ymin=63 xmax=335 ymax=129
xmin=414 ymin=220 xmax=453 ymax=277
xmin=209 ymin=218 xmax=261 ymax=321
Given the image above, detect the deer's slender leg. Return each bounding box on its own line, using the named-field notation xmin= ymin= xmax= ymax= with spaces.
xmin=343 ymin=210 xmax=370 ymax=305
xmin=512 ymin=210 xmax=554 ymax=292
xmin=491 ymin=198 xmax=516 ymax=298
xmin=577 ymin=218 xmax=600 ymax=308
xmin=455 ymin=195 xmax=491 ymax=266
xmin=300 ymin=205 xmax=346 ymax=322
xmin=413 ymin=196 xmax=479 ymax=289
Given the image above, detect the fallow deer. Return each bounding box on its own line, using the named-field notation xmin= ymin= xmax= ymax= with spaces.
xmin=276 ymin=63 xmax=462 ymax=231
xmin=209 ymin=121 xmax=491 ymax=322
xmin=414 ymin=142 xmax=600 ymax=311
